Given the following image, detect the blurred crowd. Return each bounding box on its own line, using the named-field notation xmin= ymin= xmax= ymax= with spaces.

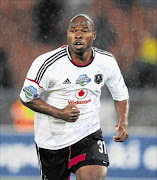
xmin=0 ymin=0 xmax=157 ymax=130
xmin=0 ymin=0 xmax=157 ymax=89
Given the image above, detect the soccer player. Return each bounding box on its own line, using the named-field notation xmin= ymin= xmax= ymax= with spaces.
xmin=20 ymin=14 xmax=129 ymax=180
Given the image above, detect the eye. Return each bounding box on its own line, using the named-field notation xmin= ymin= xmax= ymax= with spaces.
xmin=71 ymin=30 xmax=76 ymax=33
xmin=83 ymin=30 xmax=88 ymax=33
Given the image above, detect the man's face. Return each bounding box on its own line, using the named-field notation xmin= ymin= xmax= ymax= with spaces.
xmin=67 ymin=16 xmax=96 ymax=55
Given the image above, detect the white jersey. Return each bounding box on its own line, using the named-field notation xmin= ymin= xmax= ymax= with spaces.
xmin=20 ymin=45 xmax=129 ymax=150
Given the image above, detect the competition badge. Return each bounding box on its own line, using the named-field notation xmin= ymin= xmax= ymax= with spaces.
xmin=23 ymin=85 xmax=38 ymax=99
xmin=76 ymin=74 xmax=91 ymax=86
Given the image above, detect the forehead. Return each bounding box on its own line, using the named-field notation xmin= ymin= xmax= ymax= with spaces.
xmin=69 ymin=16 xmax=92 ymax=28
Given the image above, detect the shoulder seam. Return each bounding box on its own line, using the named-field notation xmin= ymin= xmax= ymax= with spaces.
xmin=35 ymin=49 xmax=66 ymax=83
xmin=93 ymin=47 xmax=114 ymax=58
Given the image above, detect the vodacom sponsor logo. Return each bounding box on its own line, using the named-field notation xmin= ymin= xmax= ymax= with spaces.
xmin=68 ymin=99 xmax=91 ymax=105
xmin=75 ymin=88 xmax=88 ymax=99
xmin=68 ymin=88 xmax=91 ymax=104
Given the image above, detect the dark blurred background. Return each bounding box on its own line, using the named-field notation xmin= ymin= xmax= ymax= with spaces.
xmin=0 ymin=0 xmax=157 ymax=134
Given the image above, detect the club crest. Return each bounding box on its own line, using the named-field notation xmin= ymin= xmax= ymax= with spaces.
xmin=94 ymin=74 xmax=103 ymax=84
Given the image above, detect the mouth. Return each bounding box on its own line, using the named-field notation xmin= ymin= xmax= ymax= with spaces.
xmin=74 ymin=41 xmax=84 ymax=49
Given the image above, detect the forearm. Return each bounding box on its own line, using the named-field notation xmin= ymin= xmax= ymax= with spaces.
xmin=20 ymin=98 xmax=61 ymax=118
xmin=114 ymin=99 xmax=129 ymax=127
xmin=20 ymin=98 xmax=80 ymax=122
xmin=113 ymin=99 xmax=129 ymax=142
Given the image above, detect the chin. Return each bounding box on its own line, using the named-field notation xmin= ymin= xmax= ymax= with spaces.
xmin=71 ymin=46 xmax=85 ymax=55
xmin=75 ymin=49 xmax=85 ymax=55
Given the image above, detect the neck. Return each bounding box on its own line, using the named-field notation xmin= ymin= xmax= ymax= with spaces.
xmin=69 ymin=47 xmax=92 ymax=65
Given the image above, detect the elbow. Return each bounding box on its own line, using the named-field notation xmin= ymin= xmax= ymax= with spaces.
xmin=19 ymin=97 xmax=29 ymax=107
xmin=20 ymin=97 xmax=26 ymax=106
xmin=20 ymin=97 xmax=24 ymax=104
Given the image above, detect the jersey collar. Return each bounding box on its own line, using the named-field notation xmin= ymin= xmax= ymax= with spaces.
xmin=66 ymin=45 xmax=95 ymax=67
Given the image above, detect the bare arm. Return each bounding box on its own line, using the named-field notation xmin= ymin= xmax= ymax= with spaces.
xmin=113 ymin=99 xmax=129 ymax=142
xmin=20 ymin=98 xmax=80 ymax=122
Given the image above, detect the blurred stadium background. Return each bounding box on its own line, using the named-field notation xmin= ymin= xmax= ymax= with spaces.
xmin=0 ymin=0 xmax=157 ymax=179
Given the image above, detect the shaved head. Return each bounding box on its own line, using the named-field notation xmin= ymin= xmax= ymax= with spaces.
xmin=69 ymin=14 xmax=95 ymax=31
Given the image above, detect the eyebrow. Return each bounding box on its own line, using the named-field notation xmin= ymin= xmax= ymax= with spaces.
xmin=69 ymin=26 xmax=90 ymax=29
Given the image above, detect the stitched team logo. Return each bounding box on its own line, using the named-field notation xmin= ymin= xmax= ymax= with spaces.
xmin=94 ymin=74 xmax=103 ymax=84
xmin=23 ymin=85 xmax=38 ymax=99
xmin=75 ymin=89 xmax=88 ymax=99
xmin=76 ymin=74 xmax=91 ymax=86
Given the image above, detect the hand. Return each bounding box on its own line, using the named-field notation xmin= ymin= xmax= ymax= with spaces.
xmin=58 ymin=104 xmax=80 ymax=122
xmin=113 ymin=123 xmax=129 ymax=142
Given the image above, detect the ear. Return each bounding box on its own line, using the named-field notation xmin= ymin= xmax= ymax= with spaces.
xmin=93 ymin=31 xmax=96 ymax=40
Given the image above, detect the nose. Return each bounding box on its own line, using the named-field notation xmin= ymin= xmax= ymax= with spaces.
xmin=75 ymin=31 xmax=83 ymax=39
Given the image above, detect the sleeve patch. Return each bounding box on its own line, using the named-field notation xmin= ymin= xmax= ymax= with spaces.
xmin=23 ymin=85 xmax=38 ymax=100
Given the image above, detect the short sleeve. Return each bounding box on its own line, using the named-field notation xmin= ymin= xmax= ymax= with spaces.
xmin=20 ymin=55 xmax=50 ymax=102
xmin=105 ymin=59 xmax=129 ymax=101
